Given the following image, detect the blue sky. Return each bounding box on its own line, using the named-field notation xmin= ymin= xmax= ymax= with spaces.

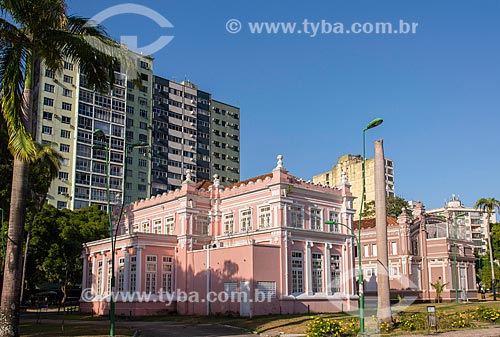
xmin=67 ymin=0 xmax=500 ymax=209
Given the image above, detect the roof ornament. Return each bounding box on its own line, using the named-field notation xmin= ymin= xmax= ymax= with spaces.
xmin=185 ymin=169 xmax=192 ymax=183
xmin=213 ymin=174 xmax=220 ymax=188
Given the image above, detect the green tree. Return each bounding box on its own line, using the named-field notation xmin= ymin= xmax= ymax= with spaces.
xmin=362 ymin=195 xmax=411 ymax=218
xmin=477 ymin=255 xmax=500 ymax=292
xmin=21 ymin=143 xmax=63 ymax=302
xmin=29 ymin=205 xmax=108 ymax=305
xmin=475 ymin=198 xmax=500 ymax=301
xmin=0 ymin=2 xmax=121 ymax=335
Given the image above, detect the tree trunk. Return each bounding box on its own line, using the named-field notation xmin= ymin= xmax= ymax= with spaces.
xmin=486 ymin=213 xmax=496 ymax=300
xmin=0 ymin=158 xmax=29 ymax=337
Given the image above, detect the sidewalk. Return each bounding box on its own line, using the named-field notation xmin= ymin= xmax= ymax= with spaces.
xmin=395 ymin=326 xmax=500 ymax=337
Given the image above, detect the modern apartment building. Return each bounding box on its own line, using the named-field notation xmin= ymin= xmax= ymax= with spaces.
xmin=151 ymin=76 xmax=240 ymax=195
xmin=34 ymin=51 xmax=154 ymax=210
xmin=313 ymin=154 xmax=395 ymax=216
xmin=426 ymin=195 xmax=496 ymax=255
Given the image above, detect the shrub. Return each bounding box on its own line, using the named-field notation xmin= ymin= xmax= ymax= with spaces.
xmin=306 ymin=316 xmax=359 ymax=337
xmin=473 ymin=306 xmax=500 ymax=323
xmin=394 ymin=313 xmax=427 ymax=331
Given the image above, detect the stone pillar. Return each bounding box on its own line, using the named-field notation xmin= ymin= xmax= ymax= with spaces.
xmin=305 ymin=242 xmax=313 ymax=295
xmin=82 ymin=253 xmax=89 ymax=291
xmin=325 ymin=243 xmax=332 ymax=295
xmin=136 ymin=247 xmax=143 ymax=292
xmin=101 ymin=252 xmax=107 ymax=295
xmin=375 ymin=139 xmax=392 ymax=323
xmin=123 ymin=248 xmax=129 ymax=292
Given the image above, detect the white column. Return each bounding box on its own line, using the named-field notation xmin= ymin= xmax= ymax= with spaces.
xmin=305 ymin=241 xmax=313 ymax=295
xmin=123 ymin=248 xmax=129 ymax=292
xmin=101 ymin=252 xmax=107 ymax=295
xmin=324 ymin=243 xmax=331 ymax=295
xmin=91 ymin=254 xmax=96 ymax=290
xmin=136 ymin=247 xmax=143 ymax=292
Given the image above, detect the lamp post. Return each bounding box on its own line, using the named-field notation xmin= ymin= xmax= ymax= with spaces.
xmin=93 ymin=129 xmax=115 ymax=336
xmin=357 ymin=118 xmax=383 ymax=335
xmin=93 ymin=129 xmax=149 ymax=336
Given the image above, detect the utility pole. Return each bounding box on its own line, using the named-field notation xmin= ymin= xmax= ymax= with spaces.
xmin=375 ymin=139 xmax=392 ymax=323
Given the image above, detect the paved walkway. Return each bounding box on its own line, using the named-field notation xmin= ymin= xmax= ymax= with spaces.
xmin=394 ymin=326 xmax=500 ymax=337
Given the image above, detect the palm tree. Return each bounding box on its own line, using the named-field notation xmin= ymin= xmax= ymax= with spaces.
xmin=20 ymin=143 xmax=63 ymax=303
xmin=430 ymin=278 xmax=448 ymax=303
xmin=0 ymin=1 xmax=123 ymax=335
xmin=475 ymin=197 xmax=500 ymax=301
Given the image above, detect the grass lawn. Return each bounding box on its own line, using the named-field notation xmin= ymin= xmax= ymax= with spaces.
xmin=22 ymin=300 xmax=500 ymax=336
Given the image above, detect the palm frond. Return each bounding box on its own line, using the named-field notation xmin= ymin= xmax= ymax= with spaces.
xmin=34 ymin=142 xmax=63 ymax=180
xmin=0 ymin=42 xmax=36 ymax=161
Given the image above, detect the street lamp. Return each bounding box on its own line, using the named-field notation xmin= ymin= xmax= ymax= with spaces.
xmin=93 ymin=129 xmax=149 ymax=336
xmin=93 ymin=129 xmax=115 ymax=336
xmin=358 ymin=118 xmax=383 ymax=335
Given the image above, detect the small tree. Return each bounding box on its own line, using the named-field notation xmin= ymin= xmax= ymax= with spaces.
xmin=430 ymin=279 xmax=448 ymax=303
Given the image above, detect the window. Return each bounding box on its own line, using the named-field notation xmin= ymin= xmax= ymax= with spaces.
xmin=224 ymin=282 xmax=238 ymax=300
xmin=258 ymin=206 xmax=271 ymax=229
xmin=255 ymin=281 xmax=276 ymax=299
xmin=291 ymin=251 xmax=304 ymax=293
xmin=142 ymin=221 xmax=150 ymax=233
xmin=97 ymin=260 xmax=103 ymax=294
xmin=62 ymin=102 xmax=72 ymax=111
xmin=130 ymin=256 xmax=137 ymax=292
xmin=63 ymin=61 xmax=74 ymax=70
xmin=45 ymin=69 xmax=55 ymax=78
xmin=43 ymin=111 xmax=53 ymax=120
xmin=223 ymin=213 xmax=234 ymax=234
xmin=330 ymin=255 xmax=341 ymax=293
xmin=328 ymin=211 xmax=340 ymax=232
xmin=87 ymin=261 xmax=93 ymax=289
xmin=57 ymin=201 xmax=67 ymax=209
xmin=62 ymin=88 xmax=72 ymax=97
xmin=372 ymin=244 xmax=377 ymax=257
xmin=162 ymin=256 xmax=173 ymax=293
xmin=140 ymin=121 xmax=148 ymax=129
xmin=390 ymin=266 xmax=399 ymax=277
xmin=59 ymin=144 xmax=70 ymax=152
xmin=310 ymin=208 xmax=323 ymax=230
xmin=57 ymin=186 xmax=68 ymax=195
xmin=364 ymin=245 xmax=369 ymax=257
xmin=311 ymin=253 xmax=323 ymax=293
xmin=44 ymin=83 xmax=55 ymax=93
xmin=391 ymin=242 xmax=397 ymax=255
xmin=140 ymin=109 xmax=148 ymax=118
xmin=63 ymin=75 xmax=73 ymax=84
xmin=290 ymin=206 xmax=303 ymax=228
xmin=42 ymin=126 xmax=52 ymax=135
xmin=118 ymin=257 xmax=125 ymax=292
xmin=139 ymin=159 xmax=147 ymax=167
xmin=240 ymin=209 xmax=252 ymax=232
xmin=196 ymin=216 xmax=210 ymax=235
xmin=164 ymin=216 xmax=174 ymax=235
xmin=61 ymin=130 xmax=71 ymax=138
xmin=62 ymin=116 xmax=71 ymax=124
xmin=145 ymin=255 xmax=157 ymax=294
xmin=152 ymin=219 xmax=162 ymax=234
xmin=43 ymin=97 xmax=54 ymax=106
xmin=58 ymin=172 xmax=69 ymax=180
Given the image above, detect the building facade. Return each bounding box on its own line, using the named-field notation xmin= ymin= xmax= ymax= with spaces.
xmin=426 ymin=195 xmax=496 ymax=255
xmin=151 ymin=77 xmax=240 ymax=195
xmin=81 ymin=156 xmax=359 ymax=316
xmin=313 ymin=154 xmax=395 ymax=217
xmin=358 ymin=201 xmax=477 ymax=303
xmin=34 ymin=52 xmax=153 ymax=209
xmin=34 ymin=55 xmax=240 ymax=210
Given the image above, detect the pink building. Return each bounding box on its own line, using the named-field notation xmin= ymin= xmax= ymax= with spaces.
xmin=358 ymin=201 xmax=477 ymax=303
xmin=81 ymin=156 xmax=359 ymax=316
